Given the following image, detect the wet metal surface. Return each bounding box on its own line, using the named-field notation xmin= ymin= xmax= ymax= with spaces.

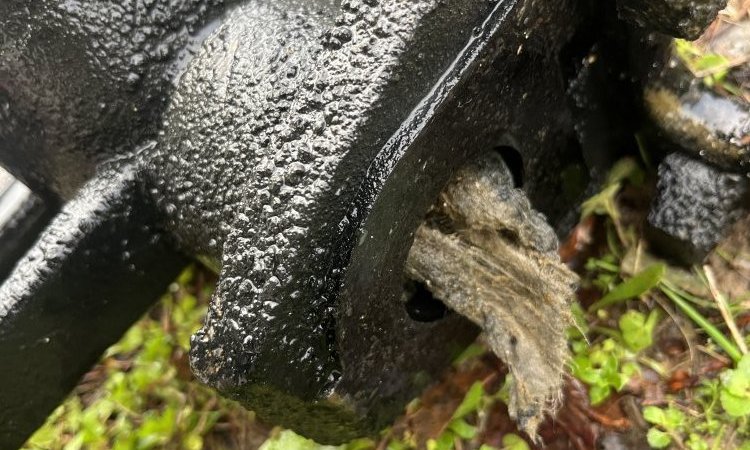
xmin=648 ymin=152 xmax=749 ymax=263
xmin=645 ymin=82 xmax=750 ymax=171
xmin=0 ymin=0 xmax=744 ymax=447
xmin=0 ymin=165 xmax=187 ymax=448
xmin=641 ymin=21 xmax=750 ymax=264
xmin=0 ymin=0 xmax=235 ymax=199
xmin=617 ymin=0 xmax=728 ymax=38
xmin=0 ymin=0 xmax=589 ymax=443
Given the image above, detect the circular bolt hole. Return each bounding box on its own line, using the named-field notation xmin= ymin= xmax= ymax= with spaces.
xmin=495 ymin=145 xmax=524 ymax=188
xmin=404 ymin=281 xmax=448 ymax=322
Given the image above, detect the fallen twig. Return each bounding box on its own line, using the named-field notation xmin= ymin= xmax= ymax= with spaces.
xmin=703 ymin=265 xmax=748 ymax=355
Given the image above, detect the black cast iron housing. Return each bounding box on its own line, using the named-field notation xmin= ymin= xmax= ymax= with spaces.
xmin=0 ymin=0 xmax=735 ymax=447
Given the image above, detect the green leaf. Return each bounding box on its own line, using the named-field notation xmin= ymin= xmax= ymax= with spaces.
xmin=646 ymin=428 xmax=672 ymax=448
xmin=449 ymin=418 xmax=478 ymax=440
xmin=182 ymin=433 xmax=203 ymax=450
xmin=686 ymin=434 xmax=708 ymax=450
xmin=27 ymin=422 xmax=58 ymax=448
xmin=495 ymin=374 xmax=512 ymax=405
xmin=107 ymin=326 xmax=145 ymax=356
xmin=427 ymin=432 xmax=455 ymax=450
xmin=694 ymin=53 xmax=729 ymax=72
xmin=662 ymin=406 xmax=685 ymax=429
xmin=570 ymin=355 xmax=597 ymax=384
xmin=620 ymin=361 xmax=640 ymax=379
xmin=643 ymin=406 xmax=667 ymax=426
xmin=589 ymin=264 xmax=666 ymax=311
xmin=387 ymin=440 xmax=410 ymax=450
xmin=453 ymin=343 xmax=486 ymax=366
xmin=719 ymin=354 xmax=750 ymax=417
xmin=589 ymin=384 xmax=612 ymax=405
xmin=452 ymin=382 xmax=484 ymax=419
xmin=619 ymin=310 xmax=659 ymax=352
xmin=63 ymin=434 xmax=84 ymax=450
xmin=346 ymin=439 xmax=376 ymax=450
xmin=608 ymin=158 xmax=644 ymax=186
xmin=674 ymin=39 xmax=701 ymax=58
xmin=738 ymin=353 xmax=750 ymax=374
xmin=581 ymin=184 xmax=621 ymax=220
xmin=259 ymin=430 xmax=339 ymax=450
xmin=720 ymin=389 xmax=750 ymax=417
xmin=571 ymin=339 xmax=588 ymax=355
xmin=501 ymin=434 xmax=530 ymax=450
xmin=136 ymin=406 xmax=177 ymax=449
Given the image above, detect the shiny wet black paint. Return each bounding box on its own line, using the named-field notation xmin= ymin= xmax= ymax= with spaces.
xmin=0 ymin=0 xmax=735 ymax=447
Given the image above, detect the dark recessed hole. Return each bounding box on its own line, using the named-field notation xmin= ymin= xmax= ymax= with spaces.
xmin=404 ymin=280 xmax=448 ymax=322
xmin=498 ymin=228 xmax=520 ymax=245
xmin=495 ymin=146 xmax=524 ymax=188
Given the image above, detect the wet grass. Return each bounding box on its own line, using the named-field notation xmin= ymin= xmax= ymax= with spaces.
xmin=23 ymin=270 xmax=270 ymax=450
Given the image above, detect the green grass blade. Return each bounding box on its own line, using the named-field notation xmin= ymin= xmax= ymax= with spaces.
xmin=660 ymin=284 xmax=742 ymax=364
xmin=589 ymin=264 xmax=666 ymax=312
